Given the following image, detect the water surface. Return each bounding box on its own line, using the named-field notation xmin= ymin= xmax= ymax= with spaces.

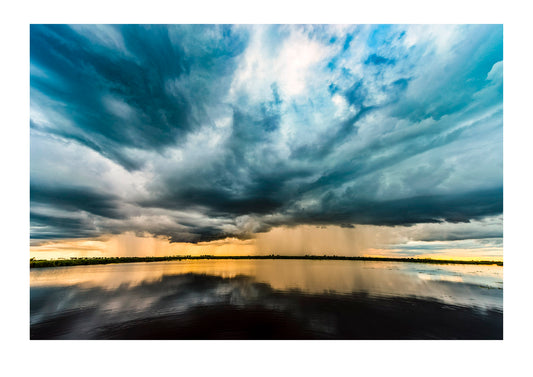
xmin=30 ymin=259 xmax=503 ymax=339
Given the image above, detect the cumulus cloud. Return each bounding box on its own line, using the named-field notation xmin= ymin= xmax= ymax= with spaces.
xmin=30 ymin=25 xmax=503 ymax=245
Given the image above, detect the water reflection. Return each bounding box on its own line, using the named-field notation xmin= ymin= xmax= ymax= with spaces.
xmin=30 ymin=260 xmax=503 ymax=339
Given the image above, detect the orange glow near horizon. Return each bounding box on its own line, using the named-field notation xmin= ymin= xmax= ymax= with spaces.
xmin=364 ymin=248 xmax=503 ymax=262
xmin=30 ymin=225 xmax=503 ymax=262
xmin=30 ymin=232 xmax=257 ymax=260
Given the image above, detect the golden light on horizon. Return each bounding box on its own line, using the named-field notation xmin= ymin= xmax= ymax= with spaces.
xmin=30 ymin=232 xmax=258 ymax=260
xmin=30 ymin=224 xmax=503 ymax=262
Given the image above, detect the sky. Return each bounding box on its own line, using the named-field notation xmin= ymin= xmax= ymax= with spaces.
xmin=29 ymin=24 xmax=503 ymax=259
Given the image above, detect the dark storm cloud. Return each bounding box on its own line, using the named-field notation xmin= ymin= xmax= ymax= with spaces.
xmin=282 ymin=187 xmax=503 ymax=228
xmin=30 ymin=24 xmax=248 ymax=169
xmin=31 ymin=185 xmax=124 ymax=219
xmin=30 ymin=213 xmax=102 ymax=240
xmin=30 ymin=25 xmax=503 ymax=243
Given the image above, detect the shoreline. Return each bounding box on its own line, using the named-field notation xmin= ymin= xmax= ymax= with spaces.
xmin=30 ymin=255 xmax=503 ymax=268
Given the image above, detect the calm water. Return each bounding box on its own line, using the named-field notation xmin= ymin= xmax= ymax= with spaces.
xmin=30 ymin=259 xmax=503 ymax=339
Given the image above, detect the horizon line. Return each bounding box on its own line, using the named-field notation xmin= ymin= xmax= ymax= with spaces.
xmin=30 ymin=254 xmax=503 ymax=268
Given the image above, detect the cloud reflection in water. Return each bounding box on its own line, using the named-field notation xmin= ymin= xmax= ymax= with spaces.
xmin=30 ymin=260 xmax=502 ymax=339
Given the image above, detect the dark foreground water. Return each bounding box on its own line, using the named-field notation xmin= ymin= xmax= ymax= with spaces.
xmin=30 ymin=259 xmax=503 ymax=339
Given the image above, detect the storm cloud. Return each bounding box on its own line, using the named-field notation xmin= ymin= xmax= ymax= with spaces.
xmin=30 ymin=25 xmax=503 ymax=244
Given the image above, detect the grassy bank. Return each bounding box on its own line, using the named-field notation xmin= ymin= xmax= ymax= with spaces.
xmin=30 ymin=255 xmax=503 ymax=268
